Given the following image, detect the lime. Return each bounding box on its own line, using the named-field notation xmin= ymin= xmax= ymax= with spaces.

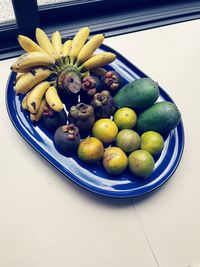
xmin=128 ymin=150 xmax=155 ymax=178
xmin=114 ymin=107 xmax=137 ymax=129
xmin=116 ymin=129 xmax=141 ymax=153
xmin=141 ymin=131 xmax=164 ymax=156
xmin=92 ymin=119 xmax=118 ymax=144
xmin=103 ymin=147 xmax=128 ymax=174
xmin=78 ymin=137 xmax=104 ymax=164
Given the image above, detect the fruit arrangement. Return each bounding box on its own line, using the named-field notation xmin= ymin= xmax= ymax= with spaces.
xmin=11 ymin=26 xmax=182 ymax=179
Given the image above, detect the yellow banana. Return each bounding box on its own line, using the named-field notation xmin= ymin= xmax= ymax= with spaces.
xmin=18 ymin=35 xmax=44 ymax=53
xmin=70 ymin=27 xmax=90 ymax=64
xmin=36 ymin=28 xmax=58 ymax=59
xmin=15 ymin=68 xmax=51 ymax=94
xmin=30 ymin=98 xmax=47 ymax=122
xmin=11 ymin=52 xmax=55 ymax=72
xmin=52 ymin=31 xmax=62 ymax=59
xmin=62 ymin=40 xmax=72 ymax=57
xmin=45 ymin=86 xmax=63 ymax=112
xmin=77 ymin=34 xmax=104 ymax=65
xmin=22 ymin=92 xmax=30 ymax=110
xmin=16 ymin=72 xmax=24 ymax=82
xmin=26 ymin=81 xmax=50 ymax=114
xmin=81 ymin=52 xmax=116 ymax=71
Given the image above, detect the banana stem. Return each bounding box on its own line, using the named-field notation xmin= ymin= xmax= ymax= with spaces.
xmin=70 ymin=56 xmax=75 ymax=66
xmin=64 ymin=56 xmax=69 ymax=65
xmin=81 ymin=71 xmax=90 ymax=78
xmin=74 ymin=59 xmax=81 ymax=68
xmin=77 ymin=64 xmax=83 ymax=71
xmin=49 ymin=80 xmax=56 ymax=86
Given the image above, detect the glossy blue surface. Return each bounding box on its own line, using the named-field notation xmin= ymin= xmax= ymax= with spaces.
xmin=6 ymin=44 xmax=184 ymax=198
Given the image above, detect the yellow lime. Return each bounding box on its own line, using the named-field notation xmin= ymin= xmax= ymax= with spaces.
xmin=92 ymin=118 xmax=118 ymax=144
xmin=103 ymin=147 xmax=128 ymax=174
xmin=114 ymin=107 xmax=137 ymax=129
xmin=78 ymin=137 xmax=104 ymax=164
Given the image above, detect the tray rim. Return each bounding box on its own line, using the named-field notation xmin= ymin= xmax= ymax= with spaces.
xmin=6 ymin=44 xmax=185 ymax=198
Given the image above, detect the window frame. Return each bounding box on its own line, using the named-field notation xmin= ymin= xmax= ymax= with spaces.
xmin=1 ymin=0 xmax=200 ymax=60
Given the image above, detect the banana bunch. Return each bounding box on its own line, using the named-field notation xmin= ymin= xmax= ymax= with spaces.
xmin=12 ymin=26 xmax=116 ymax=122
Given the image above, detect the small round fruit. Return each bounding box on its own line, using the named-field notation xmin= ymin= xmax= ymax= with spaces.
xmin=78 ymin=137 xmax=104 ymax=164
xmin=141 ymin=131 xmax=164 ymax=156
xmin=128 ymin=150 xmax=155 ymax=178
xmin=54 ymin=124 xmax=80 ymax=154
xmin=92 ymin=119 xmax=118 ymax=144
xmin=114 ymin=107 xmax=137 ymax=129
xmin=116 ymin=129 xmax=141 ymax=153
xmin=103 ymin=147 xmax=128 ymax=174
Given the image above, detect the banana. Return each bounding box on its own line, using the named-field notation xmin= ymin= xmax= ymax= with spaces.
xmin=18 ymin=35 xmax=45 ymax=53
xmin=70 ymin=27 xmax=90 ymax=64
xmin=22 ymin=92 xmax=30 ymax=110
xmin=30 ymin=98 xmax=47 ymax=122
xmin=11 ymin=52 xmax=55 ymax=72
xmin=77 ymin=34 xmax=104 ymax=65
xmin=62 ymin=40 xmax=72 ymax=57
xmin=15 ymin=68 xmax=51 ymax=94
xmin=45 ymin=86 xmax=63 ymax=112
xmin=16 ymin=72 xmax=25 ymax=82
xmin=36 ymin=28 xmax=58 ymax=59
xmin=26 ymin=81 xmax=50 ymax=114
xmin=81 ymin=52 xmax=116 ymax=71
xmin=52 ymin=31 xmax=62 ymax=59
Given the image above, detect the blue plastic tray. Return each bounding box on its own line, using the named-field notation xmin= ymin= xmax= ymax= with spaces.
xmin=6 ymin=44 xmax=184 ymax=198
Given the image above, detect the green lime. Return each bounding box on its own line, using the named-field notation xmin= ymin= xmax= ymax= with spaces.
xmin=128 ymin=150 xmax=155 ymax=178
xmin=114 ymin=107 xmax=137 ymax=129
xmin=141 ymin=131 xmax=164 ymax=156
xmin=116 ymin=129 xmax=141 ymax=153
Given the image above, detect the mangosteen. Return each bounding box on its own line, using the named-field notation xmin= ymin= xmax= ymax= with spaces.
xmin=54 ymin=124 xmax=80 ymax=154
xmin=90 ymin=90 xmax=116 ymax=119
xmin=42 ymin=105 xmax=67 ymax=132
xmin=68 ymin=103 xmax=95 ymax=134
xmin=81 ymin=75 xmax=101 ymax=96
xmin=101 ymin=70 xmax=122 ymax=92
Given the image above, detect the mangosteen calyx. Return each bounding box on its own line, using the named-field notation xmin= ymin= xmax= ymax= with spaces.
xmin=102 ymin=70 xmax=121 ymax=91
xmin=69 ymin=103 xmax=95 ymax=133
xmin=81 ymin=75 xmax=101 ymax=96
xmin=61 ymin=124 xmax=79 ymax=141
xmin=90 ymin=90 xmax=116 ymax=119
xmin=42 ymin=105 xmax=67 ymax=132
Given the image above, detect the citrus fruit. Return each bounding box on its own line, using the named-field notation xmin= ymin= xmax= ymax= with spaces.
xmin=128 ymin=150 xmax=155 ymax=178
xmin=92 ymin=118 xmax=118 ymax=144
xmin=78 ymin=137 xmax=104 ymax=164
xmin=114 ymin=107 xmax=137 ymax=129
xmin=103 ymin=147 xmax=128 ymax=174
xmin=116 ymin=129 xmax=141 ymax=153
xmin=141 ymin=131 xmax=164 ymax=156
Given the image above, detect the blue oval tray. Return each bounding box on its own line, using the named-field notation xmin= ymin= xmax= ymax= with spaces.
xmin=6 ymin=44 xmax=184 ymax=198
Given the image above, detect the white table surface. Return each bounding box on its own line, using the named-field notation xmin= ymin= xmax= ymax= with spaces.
xmin=1 ymin=19 xmax=200 ymax=267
